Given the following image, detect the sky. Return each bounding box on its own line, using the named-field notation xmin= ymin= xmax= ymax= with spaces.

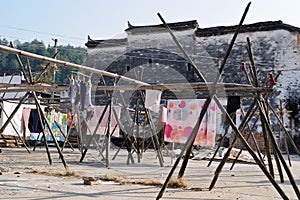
xmin=0 ymin=0 xmax=300 ymax=47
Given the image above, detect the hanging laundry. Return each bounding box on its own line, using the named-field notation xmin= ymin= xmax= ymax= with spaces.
xmin=74 ymin=79 xmax=81 ymax=106
xmin=43 ymin=110 xmax=67 ymax=142
xmin=164 ymin=99 xmax=217 ymax=148
xmin=28 ymin=109 xmax=43 ymax=133
xmin=80 ymin=80 xmax=87 ymax=111
xmin=226 ymin=96 xmax=240 ymax=115
xmin=86 ymin=105 xmax=121 ymax=137
xmin=145 ymin=90 xmax=162 ymax=113
xmin=159 ymin=106 xmax=168 ymax=123
xmin=20 ymin=107 xmax=31 ymax=139
xmin=85 ymin=79 xmax=92 ymax=109
xmin=68 ymin=78 xmax=76 ymax=104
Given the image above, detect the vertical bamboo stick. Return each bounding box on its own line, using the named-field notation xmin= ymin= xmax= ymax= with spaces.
xmin=156 ymin=3 xmax=251 ymax=198
xmin=79 ymin=101 xmax=109 ymax=162
xmin=212 ymin=97 xmax=289 ymax=200
xmin=0 ymin=103 xmax=30 ymax=153
xmin=280 ymin=99 xmax=292 ymax=166
xmin=105 ymin=97 xmax=112 ymax=167
xmin=257 ymin=98 xmax=300 ymax=198
xmin=0 ymin=92 xmax=30 ymax=134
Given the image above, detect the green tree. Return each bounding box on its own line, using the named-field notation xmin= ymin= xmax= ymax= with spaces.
xmin=0 ymin=38 xmax=87 ymax=84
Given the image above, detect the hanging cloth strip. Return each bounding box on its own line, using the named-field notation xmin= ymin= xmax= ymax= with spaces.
xmin=145 ymin=90 xmax=162 ymax=113
xmin=21 ymin=107 xmax=31 ymax=139
xmin=85 ymin=79 xmax=92 ymax=109
xmin=28 ymin=109 xmax=43 ymax=133
xmin=164 ymin=99 xmax=217 ymax=148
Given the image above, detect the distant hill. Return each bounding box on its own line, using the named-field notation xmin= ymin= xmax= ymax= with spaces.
xmin=0 ymin=38 xmax=87 ymax=84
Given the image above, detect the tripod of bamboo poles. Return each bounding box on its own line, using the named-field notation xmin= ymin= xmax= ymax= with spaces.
xmin=0 ymin=41 xmax=167 ymax=169
xmin=156 ymin=3 xmax=299 ymax=200
xmin=80 ymin=71 xmax=164 ymax=167
xmin=156 ymin=3 xmax=250 ymax=198
xmin=100 ymin=69 xmax=164 ymax=166
xmin=0 ymin=102 xmax=31 ymax=153
xmin=0 ymin=46 xmax=69 ymax=170
xmin=117 ymin=69 xmax=164 ymax=166
xmin=208 ymin=70 xmax=295 ymax=171
xmin=207 ymin=40 xmax=300 ymax=197
xmin=0 ymin=71 xmax=31 ymax=151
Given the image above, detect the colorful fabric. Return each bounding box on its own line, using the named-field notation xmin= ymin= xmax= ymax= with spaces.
xmin=30 ymin=111 xmax=67 ymax=142
xmin=21 ymin=107 xmax=31 ymax=138
xmin=164 ymin=99 xmax=217 ymax=147
xmin=86 ymin=106 xmax=121 ymax=137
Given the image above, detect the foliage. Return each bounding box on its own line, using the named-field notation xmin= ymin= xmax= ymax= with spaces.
xmin=0 ymin=38 xmax=87 ymax=84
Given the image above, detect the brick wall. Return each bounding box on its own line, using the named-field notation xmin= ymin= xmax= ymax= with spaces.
xmin=86 ymin=22 xmax=300 ymax=146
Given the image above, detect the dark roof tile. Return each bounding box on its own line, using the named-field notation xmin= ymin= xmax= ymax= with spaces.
xmin=195 ymin=21 xmax=300 ymax=37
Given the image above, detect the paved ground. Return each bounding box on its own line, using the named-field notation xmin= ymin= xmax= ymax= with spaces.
xmin=0 ymin=146 xmax=300 ymax=200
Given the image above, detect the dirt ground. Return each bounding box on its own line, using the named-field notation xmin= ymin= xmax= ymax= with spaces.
xmin=0 ymin=145 xmax=300 ymax=200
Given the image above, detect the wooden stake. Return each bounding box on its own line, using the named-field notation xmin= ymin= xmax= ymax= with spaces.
xmin=157 ymin=3 xmax=251 ymax=199
xmin=33 ymin=96 xmax=52 ymax=165
xmin=0 ymin=92 xmax=30 ymax=134
xmin=212 ymin=97 xmax=289 ymax=200
xmin=79 ymin=101 xmax=110 ymax=162
xmin=0 ymin=103 xmax=30 ymax=153
xmin=9 ymin=42 xmax=30 ymax=84
xmin=0 ymin=44 xmax=148 ymax=86
xmin=267 ymin=100 xmax=300 ymax=156
xmin=54 ymin=120 xmax=75 ymax=151
xmin=257 ymin=98 xmax=300 ymax=198
xmin=229 ymin=103 xmax=265 ymax=170
xmin=105 ymin=97 xmax=112 ymax=167
xmin=33 ymin=92 xmax=69 ymax=170
xmin=280 ymin=99 xmax=292 ymax=166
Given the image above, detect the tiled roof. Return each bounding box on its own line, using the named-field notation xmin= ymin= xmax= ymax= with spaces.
xmin=85 ymin=36 xmax=127 ymax=48
xmin=86 ymin=20 xmax=300 ymax=47
xmin=125 ymin=20 xmax=198 ymax=31
xmin=195 ymin=20 xmax=300 ymax=37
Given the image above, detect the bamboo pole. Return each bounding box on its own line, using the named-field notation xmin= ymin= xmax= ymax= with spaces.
xmin=266 ymin=100 xmax=300 ymax=156
xmin=0 ymin=103 xmax=30 ymax=153
xmin=33 ymin=96 xmax=52 ymax=165
xmin=229 ymin=103 xmax=265 ymax=170
xmin=76 ymin=106 xmax=83 ymax=154
xmin=105 ymin=97 xmax=112 ymax=167
xmin=0 ymin=92 xmax=30 ymax=134
xmin=79 ymin=101 xmax=110 ymax=162
xmin=256 ymin=98 xmax=300 ymax=198
xmin=133 ymin=90 xmax=141 ymax=163
xmin=212 ymin=97 xmax=289 ymax=200
xmin=26 ymin=58 xmax=54 ymax=165
xmin=141 ymin=91 xmax=164 ymax=167
xmin=229 ymin=71 xmax=284 ymax=169
xmin=246 ymin=36 xmax=276 ymax=176
xmin=9 ymin=42 xmax=30 ymax=84
xmin=0 ymin=81 xmax=273 ymax=95
xmin=61 ymin=115 xmax=75 ymax=152
xmin=280 ymin=99 xmax=292 ymax=166
xmin=54 ymin=120 xmax=75 ymax=151
xmin=33 ymin=92 xmax=69 ymax=170
xmin=157 ymin=3 xmax=251 ymax=199
xmin=259 ymin=99 xmax=275 ymax=177
xmin=208 ymin=96 xmax=259 ymax=190
xmin=0 ymin=44 xmax=148 ymax=86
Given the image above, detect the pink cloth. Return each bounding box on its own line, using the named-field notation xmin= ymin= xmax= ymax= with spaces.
xmin=86 ymin=106 xmax=121 ymax=137
xmin=164 ymin=99 xmax=216 ymax=148
xmin=21 ymin=107 xmax=31 ymax=139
